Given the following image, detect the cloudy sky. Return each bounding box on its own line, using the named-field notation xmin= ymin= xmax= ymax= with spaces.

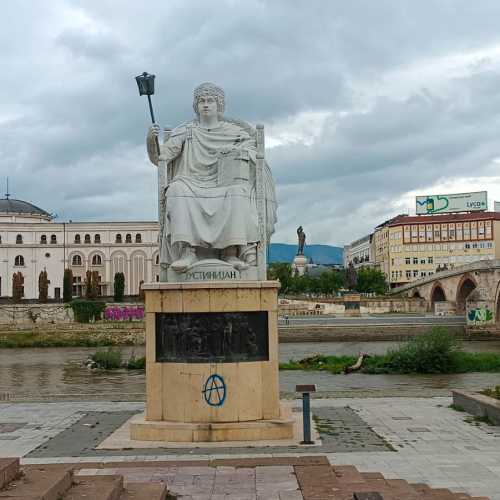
xmin=2 ymin=1 xmax=500 ymax=246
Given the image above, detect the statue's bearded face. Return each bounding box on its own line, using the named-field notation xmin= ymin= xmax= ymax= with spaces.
xmin=196 ymin=94 xmax=218 ymax=119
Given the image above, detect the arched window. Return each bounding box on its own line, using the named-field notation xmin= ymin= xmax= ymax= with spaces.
xmin=16 ymin=234 xmax=23 ymax=244
xmin=115 ymin=234 xmax=122 ymax=244
xmin=14 ymin=255 xmax=24 ymax=266
xmin=135 ymin=233 xmax=142 ymax=243
xmin=84 ymin=234 xmax=91 ymax=244
xmin=125 ymin=233 xmax=132 ymax=243
xmin=94 ymin=234 xmax=101 ymax=244
xmin=72 ymin=254 xmax=82 ymax=266
xmin=92 ymin=254 xmax=102 ymax=266
xmin=40 ymin=235 xmax=47 ymax=244
xmin=50 ymin=234 xmax=57 ymax=244
xmin=74 ymin=234 xmax=81 ymax=244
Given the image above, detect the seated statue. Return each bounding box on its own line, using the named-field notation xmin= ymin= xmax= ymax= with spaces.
xmin=147 ymin=82 xmax=276 ymax=278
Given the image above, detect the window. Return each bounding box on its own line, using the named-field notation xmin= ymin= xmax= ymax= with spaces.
xmin=72 ymin=254 xmax=82 ymax=266
xmin=420 ymin=271 xmax=427 ymax=277
xmin=72 ymin=276 xmax=83 ymax=297
xmin=94 ymin=234 xmax=101 ymax=244
xmin=405 ymin=257 xmax=410 ymax=265
xmin=428 ymin=256 xmax=433 ymax=264
xmin=40 ymin=235 xmax=47 ymax=244
xmin=155 ymin=254 xmax=159 ymax=265
xmin=115 ymin=234 xmax=122 ymax=243
xmin=14 ymin=255 xmax=24 ymax=266
xmin=16 ymin=234 xmax=23 ymax=244
xmin=91 ymin=254 xmax=102 ymax=266
xmin=156 ymin=275 xmax=160 ymax=282
xmin=472 ymin=243 xmax=478 ymax=249
xmin=84 ymin=234 xmax=91 ymax=244
xmin=50 ymin=234 xmax=57 ymax=244
xmin=74 ymin=234 xmax=81 ymax=244
xmin=465 ymin=243 xmax=470 ymax=249
xmin=125 ymin=233 xmax=132 ymax=243
xmin=406 ymin=270 xmax=411 ymax=279
xmin=413 ymin=257 xmax=418 ymax=265
xmin=420 ymin=259 xmax=426 ymax=264
xmin=135 ymin=233 xmax=142 ymax=243
xmin=413 ymin=270 xmax=418 ymax=277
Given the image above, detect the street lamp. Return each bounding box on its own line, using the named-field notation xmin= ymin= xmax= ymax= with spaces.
xmin=135 ymin=71 xmax=160 ymax=155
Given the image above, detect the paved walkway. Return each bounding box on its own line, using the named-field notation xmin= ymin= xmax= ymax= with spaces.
xmin=0 ymin=397 xmax=499 ymax=498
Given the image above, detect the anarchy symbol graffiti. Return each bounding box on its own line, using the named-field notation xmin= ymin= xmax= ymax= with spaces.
xmin=202 ymin=374 xmax=226 ymax=407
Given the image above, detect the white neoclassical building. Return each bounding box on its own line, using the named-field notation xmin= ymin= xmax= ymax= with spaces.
xmin=0 ymin=197 xmax=160 ymax=299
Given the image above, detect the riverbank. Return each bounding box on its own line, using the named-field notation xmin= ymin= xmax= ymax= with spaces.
xmin=2 ymin=319 xmax=494 ymax=348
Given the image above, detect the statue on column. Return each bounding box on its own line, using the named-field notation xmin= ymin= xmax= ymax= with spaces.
xmin=296 ymin=226 xmax=306 ymax=255
xmin=147 ymin=82 xmax=277 ymax=281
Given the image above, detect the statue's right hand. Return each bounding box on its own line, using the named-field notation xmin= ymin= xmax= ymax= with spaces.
xmin=148 ymin=124 xmax=161 ymax=138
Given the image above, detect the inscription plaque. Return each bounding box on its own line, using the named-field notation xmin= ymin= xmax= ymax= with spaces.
xmin=155 ymin=311 xmax=269 ymax=363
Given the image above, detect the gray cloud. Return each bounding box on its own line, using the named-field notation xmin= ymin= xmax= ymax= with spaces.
xmin=2 ymin=1 xmax=500 ymax=246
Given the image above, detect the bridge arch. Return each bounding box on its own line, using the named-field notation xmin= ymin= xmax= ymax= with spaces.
xmin=430 ymin=282 xmax=446 ymax=310
xmin=456 ymin=274 xmax=477 ymax=314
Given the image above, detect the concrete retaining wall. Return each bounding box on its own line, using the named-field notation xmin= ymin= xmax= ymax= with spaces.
xmin=453 ymin=390 xmax=500 ymax=425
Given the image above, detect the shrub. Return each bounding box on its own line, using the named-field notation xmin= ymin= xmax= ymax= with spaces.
xmin=126 ymin=355 xmax=146 ymax=370
xmin=70 ymin=299 xmax=106 ymax=323
xmin=85 ymin=270 xmax=99 ymax=299
xmin=91 ymin=348 xmax=122 ymax=369
xmin=114 ymin=272 xmax=125 ymax=302
xmin=481 ymin=385 xmax=500 ymax=400
xmin=63 ymin=268 xmax=73 ymax=303
xmin=385 ymin=327 xmax=461 ymax=374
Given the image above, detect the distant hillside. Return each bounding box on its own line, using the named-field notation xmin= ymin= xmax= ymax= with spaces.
xmin=269 ymin=243 xmax=343 ymax=265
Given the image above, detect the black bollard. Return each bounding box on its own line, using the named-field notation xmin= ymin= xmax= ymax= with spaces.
xmin=296 ymin=384 xmax=316 ymax=444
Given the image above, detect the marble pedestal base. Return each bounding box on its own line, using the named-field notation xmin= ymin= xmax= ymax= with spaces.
xmin=130 ymin=403 xmax=294 ymax=442
xmin=132 ymin=280 xmax=293 ymax=443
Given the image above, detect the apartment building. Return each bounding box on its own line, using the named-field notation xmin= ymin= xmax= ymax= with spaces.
xmin=343 ymin=233 xmax=374 ymax=269
xmin=373 ymin=212 xmax=500 ymax=288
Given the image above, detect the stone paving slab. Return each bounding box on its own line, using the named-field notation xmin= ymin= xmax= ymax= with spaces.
xmin=1 ymin=397 xmax=500 ymax=498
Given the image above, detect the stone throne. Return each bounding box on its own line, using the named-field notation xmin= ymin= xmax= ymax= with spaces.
xmin=157 ymin=119 xmax=273 ymax=282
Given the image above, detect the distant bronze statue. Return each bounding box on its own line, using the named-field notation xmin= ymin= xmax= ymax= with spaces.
xmin=297 ymin=226 xmax=306 ymax=255
xmin=345 ymin=262 xmax=358 ymax=291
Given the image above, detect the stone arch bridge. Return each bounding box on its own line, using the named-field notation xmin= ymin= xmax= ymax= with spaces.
xmin=390 ymin=259 xmax=500 ymax=330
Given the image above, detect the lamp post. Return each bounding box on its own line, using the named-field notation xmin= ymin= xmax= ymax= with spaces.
xmin=135 ymin=72 xmax=160 ymax=156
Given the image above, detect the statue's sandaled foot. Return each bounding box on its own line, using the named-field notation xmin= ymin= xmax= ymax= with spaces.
xmin=224 ymin=256 xmax=249 ymax=271
xmin=171 ymin=247 xmax=197 ymax=272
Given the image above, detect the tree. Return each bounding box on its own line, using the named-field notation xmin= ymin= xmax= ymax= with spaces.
xmin=38 ymin=269 xmax=49 ymax=303
xmin=138 ymin=280 xmax=145 ymax=302
xmin=114 ymin=272 xmax=125 ymax=302
xmin=356 ymin=268 xmax=388 ymax=295
xmin=63 ymin=268 xmax=73 ymax=302
xmin=12 ymin=272 xmax=24 ymax=302
xmin=345 ymin=262 xmax=358 ymax=291
xmin=85 ymin=270 xmax=100 ymax=299
xmin=267 ymin=263 xmax=292 ymax=293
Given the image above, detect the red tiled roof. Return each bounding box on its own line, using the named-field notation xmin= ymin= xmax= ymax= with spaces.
xmin=388 ymin=211 xmax=500 ymax=226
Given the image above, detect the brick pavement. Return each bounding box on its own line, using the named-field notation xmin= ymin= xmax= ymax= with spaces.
xmin=0 ymin=397 xmax=499 ymax=498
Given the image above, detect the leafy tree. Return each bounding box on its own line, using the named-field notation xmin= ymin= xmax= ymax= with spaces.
xmin=38 ymin=269 xmax=49 ymax=303
xmin=85 ymin=270 xmax=100 ymax=299
xmin=114 ymin=272 xmax=125 ymax=302
xmin=63 ymin=268 xmax=73 ymax=302
xmin=267 ymin=263 xmax=292 ymax=293
xmin=12 ymin=272 xmax=24 ymax=302
xmin=356 ymin=268 xmax=388 ymax=295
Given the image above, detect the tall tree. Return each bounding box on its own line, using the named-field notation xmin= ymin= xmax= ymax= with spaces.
xmin=63 ymin=268 xmax=73 ymax=302
xmin=12 ymin=272 xmax=24 ymax=302
xmin=38 ymin=269 xmax=49 ymax=303
xmin=114 ymin=272 xmax=125 ymax=302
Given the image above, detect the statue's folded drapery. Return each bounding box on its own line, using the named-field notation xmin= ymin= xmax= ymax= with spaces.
xmin=151 ymin=119 xmax=276 ymax=266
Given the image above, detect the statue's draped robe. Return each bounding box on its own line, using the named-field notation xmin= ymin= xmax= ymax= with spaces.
xmin=156 ymin=120 xmax=275 ymax=266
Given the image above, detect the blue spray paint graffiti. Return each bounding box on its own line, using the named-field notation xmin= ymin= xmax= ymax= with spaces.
xmin=202 ymin=374 xmax=226 ymax=407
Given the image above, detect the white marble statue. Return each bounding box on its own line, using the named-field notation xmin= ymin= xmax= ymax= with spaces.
xmin=147 ymin=82 xmax=276 ymax=281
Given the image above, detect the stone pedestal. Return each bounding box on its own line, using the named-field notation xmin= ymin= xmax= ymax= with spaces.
xmin=130 ymin=280 xmax=294 ymax=442
xmin=292 ymin=255 xmax=308 ymax=277
xmin=344 ymin=292 xmax=361 ymax=317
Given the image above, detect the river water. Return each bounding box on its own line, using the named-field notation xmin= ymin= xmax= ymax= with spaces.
xmin=0 ymin=341 xmax=499 ymax=401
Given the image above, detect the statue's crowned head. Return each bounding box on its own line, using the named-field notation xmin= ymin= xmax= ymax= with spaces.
xmin=193 ymin=82 xmax=225 ymax=117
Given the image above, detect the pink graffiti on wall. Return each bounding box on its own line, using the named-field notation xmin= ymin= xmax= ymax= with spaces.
xmin=104 ymin=306 xmax=145 ymax=321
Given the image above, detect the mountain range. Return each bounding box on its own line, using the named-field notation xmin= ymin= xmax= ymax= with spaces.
xmin=268 ymin=243 xmax=343 ymax=265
